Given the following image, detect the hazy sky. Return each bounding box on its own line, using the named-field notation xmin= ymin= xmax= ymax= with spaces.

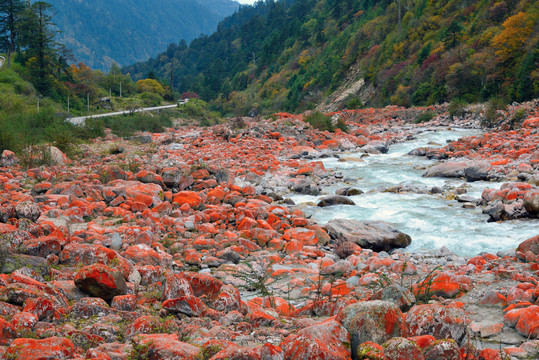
xmin=237 ymin=0 xmax=257 ymax=4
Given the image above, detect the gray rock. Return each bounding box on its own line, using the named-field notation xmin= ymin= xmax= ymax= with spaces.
xmin=335 ymin=187 xmax=364 ymax=196
xmin=523 ymin=191 xmax=539 ymax=216
xmin=317 ymin=195 xmax=356 ymax=207
xmin=129 ymin=134 xmax=152 ymax=143
xmin=214 ymin=168 xmax=230 ymax=184
xmin=325 ymin=219 xmax=412 ymax=252
xmin=464 ymin=162 xmax=490 ymax=182
xmin=292 ymin=179 xmax=319 ymax=195
xmin=456 ymin=195 xmax=477 ymax=203
xmin=167 ymin=143 xmax=184 ymax=151
xmin=423 ymin=162 xmax=468 ymax=178
xmin=362 ymin=140 xmax=389 ymax=154
xmin=47 ymin=146 xmax=68 ymax=165
xmin=110 ymin=233 xmax=123 ymax=251
xmin=381 ymin=284 xmax=416 ymax=312
xmin=496 ymin=248 xmax=516 ymax=258
xmin=161 ymin=167 xmax=182 ymax=187
xmin=15 ymin=201 xmax=41 ymax=222
xmin=1 ymin=254 xmax=50 ymax=277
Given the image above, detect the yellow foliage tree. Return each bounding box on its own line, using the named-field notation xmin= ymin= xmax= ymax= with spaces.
xmin=136 ymin=79 xmax=165 ymax=96
xmin=491 ymin=12 xmax=534 ymax=64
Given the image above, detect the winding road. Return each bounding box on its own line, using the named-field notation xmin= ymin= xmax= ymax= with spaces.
xmin=67 ymin=104 xmax=179 ymax=125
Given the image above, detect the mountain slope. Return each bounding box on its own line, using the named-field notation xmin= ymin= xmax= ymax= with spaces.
xmin=125 ymin=0 xmax=538 ymax=114
xmin=48 ymin=0 xmax=239 ymax=70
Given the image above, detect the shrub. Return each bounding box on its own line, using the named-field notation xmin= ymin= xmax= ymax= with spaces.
xmin=304 ymin=111 xmax=333 ymax=132
xmin=178 ymin=99 xmax=220 ymax=126
xmin=101 ymin=112 xmax=173 ymax=137
xmin=344 ymin=94 xmax=364 ymax=109
xmin=135 ymin=78 xmax=165 ymax=96
xmin=414 ymin=111 xmax=436 ymax=124
xmin=448 ymin=99 xmax=468 ymax=118
xmin=140 ymin=92 xmax=163 ymax=107
xmin=335 ymin=119 xmax=349 ymax=132
xmin=482 ymin=98 xmax=506 ymax=128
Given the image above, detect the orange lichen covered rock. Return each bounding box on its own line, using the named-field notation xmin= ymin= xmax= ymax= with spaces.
xmin=382 ymin=337 xmax=424 ymax=360
xmin=281 ymin=318 xmax=350 ymax=360
xmin=504 ymin=305 xmax=539 ymax=338
xmin=337 ymin=300 xmax=407 ymax=358
xmin=74 ymin=263 xmax=127 ymax=301
xmin=5 ymin=337 xmax=75 ymax=359
xmin=406 ymin=303 xmax=469 ymax=342
xmin=172 ymin=191 xmax=203 ymax=209
xmin=131 ymin=333 xmax=201 ymax=359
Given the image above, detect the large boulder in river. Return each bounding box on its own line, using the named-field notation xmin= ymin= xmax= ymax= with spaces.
xmin=361 ymin=140 xmax=389 ymax=154
xmin=463 ymin=162 xmax=490 ymax=182
xmin=336 ymin=187 xmax=364 ymax=196
xmin=317 ymin=195 xmax=356 ymax=207
xmin=423 ymin=162 xmax=467 ymax=178
xmin=325 ymin=219 xmax=411 ymax=252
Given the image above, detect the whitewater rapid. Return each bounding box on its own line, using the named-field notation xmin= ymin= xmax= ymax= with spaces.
xmin=291 ymin=128 xmax=539 ymax=257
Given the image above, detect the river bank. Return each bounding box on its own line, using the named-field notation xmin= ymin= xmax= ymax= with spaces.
xmin=0 ymin=102 xmax=537 ymax=359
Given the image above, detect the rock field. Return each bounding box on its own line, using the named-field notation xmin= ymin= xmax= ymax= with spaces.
xmin=0 ymin=102 xmax=538 ymax=359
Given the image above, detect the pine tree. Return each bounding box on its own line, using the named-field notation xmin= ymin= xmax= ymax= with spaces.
xmin=18 ymin=1 xmax=58 ymax=93
xmin=0 ymin=0 xmax=24 ymax=67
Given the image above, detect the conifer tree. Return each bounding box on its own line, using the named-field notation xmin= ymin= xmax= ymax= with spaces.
xmin=18 ymin=1 xmax=58 ymax=93
xmin=0 ymin=0 xmax=24 ymax=67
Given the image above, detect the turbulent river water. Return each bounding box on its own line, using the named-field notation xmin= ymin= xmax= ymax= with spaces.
xmin=291 ymin=128 xmax=539 ymax=257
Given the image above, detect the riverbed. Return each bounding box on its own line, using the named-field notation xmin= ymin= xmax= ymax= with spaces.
xmin=291 ymin=128 xmax=539 ymax=257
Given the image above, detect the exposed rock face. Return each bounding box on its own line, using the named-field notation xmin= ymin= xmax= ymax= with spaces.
xmin=317 ymin=195 xmax=356 ymax=207
xmin=326 ymin=219 xmax=412 ymax=252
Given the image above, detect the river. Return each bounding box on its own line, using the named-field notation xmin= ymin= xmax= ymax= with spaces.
xmin=291 ymin=128 xmax=539 ymax=257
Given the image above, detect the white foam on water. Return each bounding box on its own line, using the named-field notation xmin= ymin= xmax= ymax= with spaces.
xmin=291 ymin=128 xmax=539 ymax=256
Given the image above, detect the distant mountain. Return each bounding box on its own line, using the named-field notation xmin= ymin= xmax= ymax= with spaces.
xmin=47 ymin=0 xmax=240 ymax=70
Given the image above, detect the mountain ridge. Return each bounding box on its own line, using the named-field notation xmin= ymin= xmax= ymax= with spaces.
xmin=48 ymin=0 xmax=240 ymax=70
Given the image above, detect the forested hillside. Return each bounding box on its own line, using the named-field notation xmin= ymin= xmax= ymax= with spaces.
xmin=125 ymin=0 xmax=539 ymax=114
xmin=48 ymin=0 xmax=239 ymax=70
